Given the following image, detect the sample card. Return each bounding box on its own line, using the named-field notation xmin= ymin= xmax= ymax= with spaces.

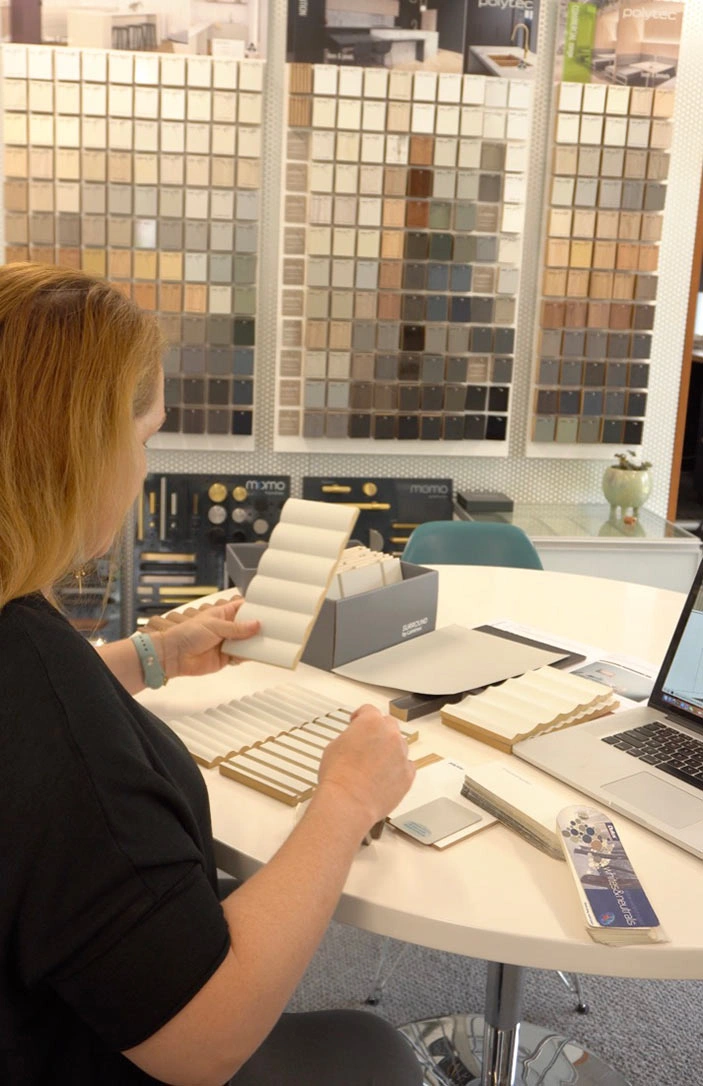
xmin=390 ymin=796 xmax=482 ymax=844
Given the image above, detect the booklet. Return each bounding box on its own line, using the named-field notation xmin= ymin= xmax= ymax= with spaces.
xmin=460 ymin=760 xmax=580 ymax=860
xmin=557 ymin=806 xmax=668 ymax=946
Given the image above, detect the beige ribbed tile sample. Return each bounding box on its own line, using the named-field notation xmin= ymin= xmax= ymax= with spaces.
xmin=222 ymin=499 xmax=359 ymax=668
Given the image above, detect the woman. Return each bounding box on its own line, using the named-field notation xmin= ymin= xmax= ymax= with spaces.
xmin=0 ymin=264 xmax=421 ymax=1085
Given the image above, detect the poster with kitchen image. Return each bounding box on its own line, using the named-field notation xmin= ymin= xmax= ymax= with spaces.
xmin=556 ymin=0 xmax=684 ymax=85
xmin=287 ymin=0 xmax=540 ymax=77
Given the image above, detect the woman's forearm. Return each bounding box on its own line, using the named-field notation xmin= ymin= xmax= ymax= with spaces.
xmin=123 ymin=783 xmax=374 ymax=1086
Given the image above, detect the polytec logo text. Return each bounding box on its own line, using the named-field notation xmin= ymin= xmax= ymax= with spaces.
xmin=622 ymin=7 xmax=678 ymax=18
xmin=477 ymin=0 xmax=534 ymax=9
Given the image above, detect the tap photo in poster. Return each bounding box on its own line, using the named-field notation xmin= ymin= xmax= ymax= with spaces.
xmin=287 ymin=0 xmax=540 ymax=77
xmin=557 ymin=0 xmax=684 ymax=85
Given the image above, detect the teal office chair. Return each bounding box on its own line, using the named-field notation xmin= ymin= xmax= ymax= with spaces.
xmin=402 ymin=520 xmax=543 ymax=570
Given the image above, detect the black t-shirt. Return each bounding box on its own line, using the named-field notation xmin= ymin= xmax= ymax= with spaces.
xmin=0 ymin=595 xmax=231 ymax=1084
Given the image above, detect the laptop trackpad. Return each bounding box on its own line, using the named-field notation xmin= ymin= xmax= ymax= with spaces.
xmin=604 ymin=772 xmax=703 ymax=829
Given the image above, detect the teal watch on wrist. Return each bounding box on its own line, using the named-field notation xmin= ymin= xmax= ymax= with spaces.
xmin=130 ymin=631 xmax=168 ymax=689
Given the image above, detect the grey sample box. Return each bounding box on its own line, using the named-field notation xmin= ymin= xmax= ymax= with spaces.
xmin=226 ymin=543 xmax=438 ymax=671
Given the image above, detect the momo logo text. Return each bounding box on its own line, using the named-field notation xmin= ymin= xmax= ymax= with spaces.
xmin=409 ymin=484 xmax=450 ymax=495
xmin=245 ymin=480 xmax=287 ymax=492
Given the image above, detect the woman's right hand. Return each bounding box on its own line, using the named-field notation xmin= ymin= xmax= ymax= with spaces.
xmin=316 ymin=703 xmax=416 ymax=830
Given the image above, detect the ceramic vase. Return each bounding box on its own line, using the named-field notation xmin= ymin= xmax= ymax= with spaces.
xmin=601 ymin=466 xmax=652 ymax=518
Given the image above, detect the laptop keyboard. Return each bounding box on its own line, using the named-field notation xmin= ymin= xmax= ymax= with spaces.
xmin=603 ymin=721 xmax=703 ymax=791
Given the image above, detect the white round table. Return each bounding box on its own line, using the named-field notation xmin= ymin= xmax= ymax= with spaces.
xmin=139 ymin=567 xmax=703 ymax=1085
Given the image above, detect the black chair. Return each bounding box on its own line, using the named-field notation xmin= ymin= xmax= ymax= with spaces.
xmin=111 ymin=26 xmax=130 ymax=50
xmin=141 ymin=22 xmax=157 ymax=50
xmin=127 ymin=24 xmax=144 ymax=51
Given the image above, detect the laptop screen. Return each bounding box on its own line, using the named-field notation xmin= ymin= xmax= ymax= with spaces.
xmin=651 ymin=557 xmax=703 ymax=734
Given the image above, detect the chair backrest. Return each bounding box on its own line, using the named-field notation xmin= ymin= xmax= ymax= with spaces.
xmin=401 ymin=520 xmax=543 ymax=570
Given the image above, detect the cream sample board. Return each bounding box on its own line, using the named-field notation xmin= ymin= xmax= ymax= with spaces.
xmin=222 ymin=497 xmax=358 ymax=667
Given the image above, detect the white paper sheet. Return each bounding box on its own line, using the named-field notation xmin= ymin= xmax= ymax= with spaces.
xmin=333 ymin=624 xmax=564 ymax=695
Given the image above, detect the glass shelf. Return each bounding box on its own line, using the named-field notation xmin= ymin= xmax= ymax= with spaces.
xmin=460 ymin=503 xmax=694 ymax=542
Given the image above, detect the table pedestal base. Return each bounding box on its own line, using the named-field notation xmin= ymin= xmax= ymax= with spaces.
xmin=400 ymin=1015 xmax=630 ymax=1086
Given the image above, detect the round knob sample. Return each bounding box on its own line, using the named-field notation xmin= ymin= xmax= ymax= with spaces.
xmin=207 ymin=504 xmax=227 ymax=525
xmin=232 ymin=507 xmax=251 ymax=523
xmin=208 ymin=482 xmax=228 ymax=503
xmin=252 ymin=518 xmax=269 ymax=535
xmin=232 ymin=486 xmax=248 ymax=502
xmin=362 ymin=482 xmax=378 ymax=497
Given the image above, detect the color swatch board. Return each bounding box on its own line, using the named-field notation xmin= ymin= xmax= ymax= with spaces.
xmin=529 ymin=81 xmax=675 ymax=451
xmin=1 ymin=44 xmax=263 ymax=450
xmin=135 ymin=473 xmax=290 ymax=621
xmin=276 ymin=66 xmax=533 ymax=453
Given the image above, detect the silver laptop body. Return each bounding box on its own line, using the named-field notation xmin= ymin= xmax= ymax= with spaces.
xmin=514 ymin=560 xmax=703 ymax=860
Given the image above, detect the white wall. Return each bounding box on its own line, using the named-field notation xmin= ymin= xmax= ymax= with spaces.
xmin=42 ymin=0 xmax=264 ymax=51
xmin=42 ymin=0 xmax=191 ymax=41
xmin=193 ymin=2 xmax=265 ymax=53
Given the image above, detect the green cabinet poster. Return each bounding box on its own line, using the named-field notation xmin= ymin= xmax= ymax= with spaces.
xmin=557 ymin=0 xmax=684 ymax=85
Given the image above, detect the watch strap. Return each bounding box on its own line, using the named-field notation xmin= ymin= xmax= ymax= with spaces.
xmin=130 ymin=631 xmax=167 ymax=689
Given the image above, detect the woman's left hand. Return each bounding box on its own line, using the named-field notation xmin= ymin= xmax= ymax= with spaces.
xmin=154 ymin=597 xmax=260 ymax=680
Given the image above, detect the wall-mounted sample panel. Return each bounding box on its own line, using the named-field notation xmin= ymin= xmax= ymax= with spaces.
xmin=529 ymin=78 xmax=676 ymax=455
xmin=302 ymin=475 xmax=453 ymax=554
xmin=1 ymin=44 xmax=264 ymax=450
xmin=135 ymin=473 xmax=290 ymax=621
xmin=276 ymin=66 xmax=534 ymax=454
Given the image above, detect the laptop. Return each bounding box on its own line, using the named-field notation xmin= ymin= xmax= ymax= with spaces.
xmin=514 ymin=558 xmax=703 ymax=859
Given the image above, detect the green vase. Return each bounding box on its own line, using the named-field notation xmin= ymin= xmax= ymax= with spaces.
xmin=601 ymin=466 xmax=651 ymax=518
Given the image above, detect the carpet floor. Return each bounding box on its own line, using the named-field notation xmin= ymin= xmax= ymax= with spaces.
xmin=288 ymin=921 xmax=703 ymax=1086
